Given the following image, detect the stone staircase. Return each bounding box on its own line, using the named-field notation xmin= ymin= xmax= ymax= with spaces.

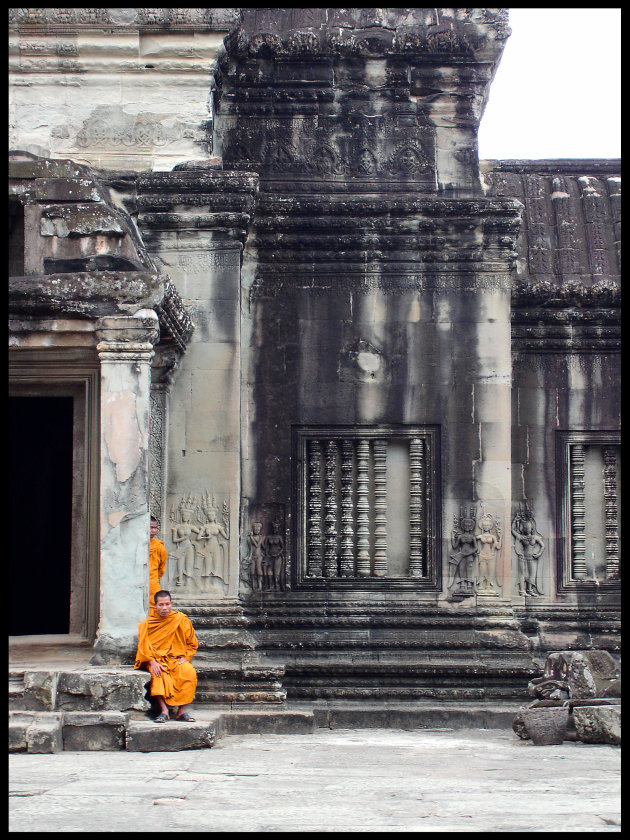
xmin=242 ymin=595 xmax=540 ymax=702
xmin=9 ymin=598 xmax=543 ymax=753
xmin=178 ymin=599 xmax=287 ymax=704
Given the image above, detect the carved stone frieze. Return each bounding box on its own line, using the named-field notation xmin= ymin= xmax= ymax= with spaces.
xmin=512 ymin=277 xmax=620 ymax=309
xmin=221 ymin=8 xmax=509 ymax=60
xmin=76 ymin=118 xmax=187 ymax=150
xmin=9 ymin=8 xmax=238 ymax=29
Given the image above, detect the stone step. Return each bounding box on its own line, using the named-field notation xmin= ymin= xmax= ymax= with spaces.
xmin=9 ymin=701 xmax=530 ymax=753
xmin=194 ymin=659 xmax=287 ymax=704
xmin=8 ymin=667 xmax=151 ymax=713
xmin=125 ymin=718 xmax=219 ymax=752
xmin=9 ymin=712 xmax=63 ymax=754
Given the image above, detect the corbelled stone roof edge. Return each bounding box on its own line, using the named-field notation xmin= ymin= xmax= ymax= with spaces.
xmin=9 ymin=152 xmax=195 ymax=351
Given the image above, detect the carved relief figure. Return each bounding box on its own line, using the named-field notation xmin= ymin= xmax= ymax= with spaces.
xmin=476 ymin=510 xmax=502 ymax=592
xmin=264 ymin=520 xmax=285 ymax=591
xmin=196 ymin=491 xmax=230 ymax=584
xmin=448 ymin=508 xmax=478 ymax=599
xmin=170 ymin=494 xmax=200 ymax=586
xmin=512 ymin=505 xmax=545 ymax=597
xmin=247 ymin=522 xmax=266 ymax=591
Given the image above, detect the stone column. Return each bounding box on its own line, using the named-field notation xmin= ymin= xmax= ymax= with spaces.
xmin=91 ymin=312 xmax=159 ymax=664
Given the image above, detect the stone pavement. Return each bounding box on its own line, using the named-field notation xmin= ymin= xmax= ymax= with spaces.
xmin=10 ymin=728 xmax=620 ymax=832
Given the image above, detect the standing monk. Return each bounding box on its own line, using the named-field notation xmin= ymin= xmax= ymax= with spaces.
xmin=134 ymin=590 xmax=199 ymax=722
xmin=149 ymin=516 xmax=168 ymax=615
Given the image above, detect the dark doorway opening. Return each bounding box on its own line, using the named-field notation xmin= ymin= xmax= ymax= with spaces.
xmin=9 ymin=396 xmax=74 ymax=635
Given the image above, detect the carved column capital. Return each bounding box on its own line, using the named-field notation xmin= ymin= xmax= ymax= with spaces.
xmin=96 ymin=312 xmax=159 ymax=362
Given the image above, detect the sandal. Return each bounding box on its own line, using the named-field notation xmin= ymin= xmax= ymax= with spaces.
xmin=175 ymin=712 xmax=195 ymax=722
xmin=155 ymin=712 xmax=169 ymax=723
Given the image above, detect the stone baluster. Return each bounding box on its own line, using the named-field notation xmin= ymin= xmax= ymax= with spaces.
xmin=307 ymin=439 xmax=323 ymax=577
xmin=373 ymin=439 xmax=388 ymax=577
xmin=356 ymin=439 xmax=371 ymax=576
xmin=603 ymin=447 xmax=620 ymax=580
xmin=340 ymin=439 xmax=355 ymax=576
xmin=570 ymin=444 xmax=587 ymax=580
xmin=408 ymin=437 xmax=425 ymax=577
xmin=324 ymin=439 xmax=339 ymax=578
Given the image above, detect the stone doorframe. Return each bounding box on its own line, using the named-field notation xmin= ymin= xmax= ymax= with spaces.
xmin=9 ymin=349 xmax=101 ymax=640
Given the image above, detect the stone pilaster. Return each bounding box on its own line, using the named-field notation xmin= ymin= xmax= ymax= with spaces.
xmin=90 ymin=311 xmax=159 ymax=664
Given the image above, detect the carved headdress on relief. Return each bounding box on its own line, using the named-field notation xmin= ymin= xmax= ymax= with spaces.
xmin=176 ymin=492 xmax=198 ymax=521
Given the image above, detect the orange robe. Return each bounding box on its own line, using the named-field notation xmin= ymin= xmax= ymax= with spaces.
xmin=149 ymin=537 xmax=168 ymax=613
xmin=134 ymin=610 xmax=199 ymax=706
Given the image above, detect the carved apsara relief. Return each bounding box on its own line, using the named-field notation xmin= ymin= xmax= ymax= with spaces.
xmin=167 ymin=490 xmax=230 ymax=593
xmin=511 ymin=503 xmax=545 ymax=597
xmin=448 ymin=505 xmax=503 ymax=601
xmin=242 ymin=505 xmax=287 ymax=592
xmin=448 ymin=507 xmax=477 ymax=600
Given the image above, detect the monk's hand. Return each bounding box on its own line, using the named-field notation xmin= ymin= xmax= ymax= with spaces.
xmin=177 ymin=656 xmax=187 ymax=664
xmin=149 ymin=659 xmax=163 ymax=676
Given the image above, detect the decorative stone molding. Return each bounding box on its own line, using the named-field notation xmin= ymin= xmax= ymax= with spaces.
xmin=222 ymin=8 xmax=509 ymax=61
xmin=95 ymin=314 xmax=159 ymax=363
xmin=9 ymin=8 xmax=239 ymax=30
xmin=154 ymin=282 xmax=194 ymax=353
xmin=512 ymin=278 xmax=620 ymax=309
xmin=137 ymin=169 xmax=259 ymax=243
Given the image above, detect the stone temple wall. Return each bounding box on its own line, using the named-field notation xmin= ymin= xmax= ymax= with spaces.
xmin=9 ymin=9 xmax=620 ymax=685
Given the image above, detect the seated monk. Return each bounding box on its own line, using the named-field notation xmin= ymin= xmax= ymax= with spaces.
xmin=134 ymin=590 xmax=199 ymax=722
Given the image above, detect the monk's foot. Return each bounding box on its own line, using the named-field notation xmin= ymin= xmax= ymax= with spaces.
xmin=175 ymin=712 xmax=195 ymax=722
xmin=155 ymin=712 xmax=168 ymax=723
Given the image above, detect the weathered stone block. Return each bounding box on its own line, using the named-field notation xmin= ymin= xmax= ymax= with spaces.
xmin=8 ymin=712 xmax=33 ymax=752
xmin=62 ymin=711 xmax=127 ymax=751
xmin=22 ymin=670 xmax=58 ymax=711
xmin=573 ymin=705 xmax=621 ymax=745
xmin=125 ymin=719 xmax=217 ymax=752
xmin=566 ymin=651 xmax=620 ymax=699
xmin=56 ymin=669 xmax=151 ymax=712
xmin=518 ymin=706 xmax=569 ymax=745
xmin=12 ymin=713 xmax=64 ymax=754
